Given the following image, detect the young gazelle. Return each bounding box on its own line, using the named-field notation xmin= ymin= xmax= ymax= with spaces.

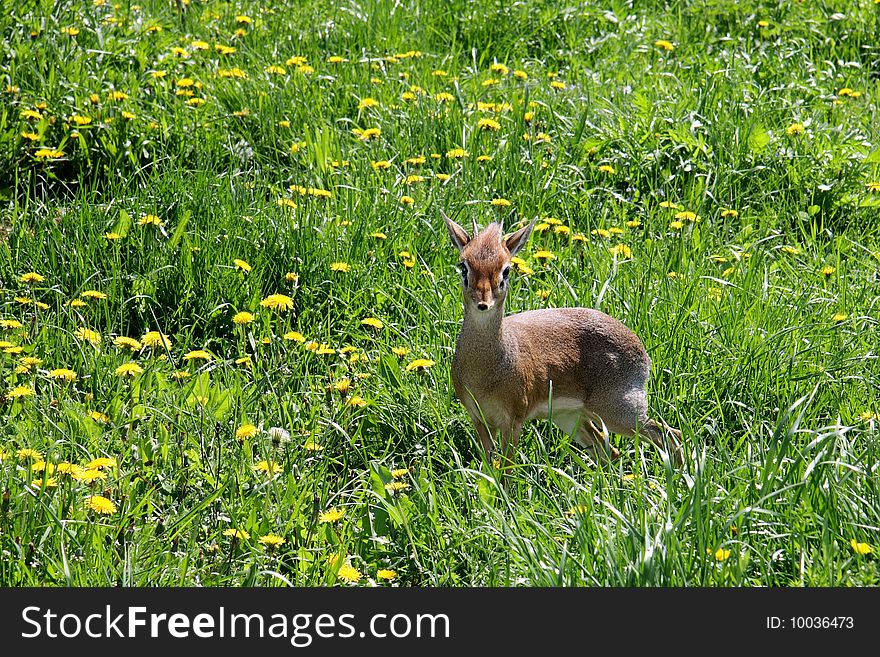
xmin=442 ymin=210 xmax=683 ymax=468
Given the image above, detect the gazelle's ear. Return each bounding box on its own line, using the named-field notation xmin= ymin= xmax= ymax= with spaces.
xmin=441 ymin=209 xmax=470 ymax=252
xmin=505 ymin=218 xmax=536 ymax=256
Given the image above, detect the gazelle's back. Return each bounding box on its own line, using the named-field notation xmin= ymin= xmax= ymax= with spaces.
xmin=502 ymin=307 xmax=650 ymax=406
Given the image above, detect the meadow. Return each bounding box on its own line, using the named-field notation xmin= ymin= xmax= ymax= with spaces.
xmin=1 ymin=0 xmax=879 ymax=586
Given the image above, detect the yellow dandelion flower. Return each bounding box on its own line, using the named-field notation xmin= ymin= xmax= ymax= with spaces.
xmin=223 ymin=528 xmax=250 ymax=540
xmin=254 ymin=460 xmax=282 ymax=475
xmin=609 ymin=244 xmax=633 ymax=259
xmin=354 ymin=127 xmax=381 ymax=141
xmin=304 ymin=440 xmax=324 ymax=452
xmin=259 ymin=534 xmax=286 ymax=548
xmin=319 ymin=507 xmax=346 ymax=523
xmin=236 ymin=424 xmax=259 ymax=440
xmin=80 ymin=290 xmax=107 ymax=300
xmin=233 ymin=258 xmax=252 ymax=272
xmin=336 ymin=563 xmax=362 ymax=583
xmin=75 ymin=468 xmax=107 ymax=483
xmin=405 ymin=358 xmax=435 ymax=372
xmin=330 ymin=262 xmax=350 ymax=273
xmin=709 ymin=547 xmax=732 ymax=561
xmin=104 ymin=232 xmax=122 ymax=241
xmin=183 ymin=350 xmax=212 ymax=361
xmin=56 ymin=462 xmax=84 ymax=476
xmin=8 ymin=386 xmax=36 ymax=400
xmin=259 ymin=294 xmax=294 ymax=311
xmin=75 ymin=327 xmax=102 ymax=345
xmin=821 ymin=266 xmax=835 ymax=276
xmin=491 ymin=198 xmax=511 ymax=207
xmin=283 ymin=331 xmax=306 ymax=343
xmin=20 ymin=272 xmax=45 ymax=284
xmin=86 ymin=495 xmax=116 ymax=514
xmin=655 ymin=39 xmax=674 ymax=51
xmin=533 ymin=250 xmax=556 ymax=261
xmin=218 ymin=67 xmax=247 ymax=79
xmin=330 ymin=378 xmax=352 ymax=394
xmin=674 ymin=211 xmax=699 ymax=222
xmin=832 ymin=312 xmax=848 ymax=322
xmin=720 ymin=209 xmax=739 ymax=218
xmin=48 ymin=368 xmax=77 ymax=382
xmin=141 ymin=331 xmax=172 ymax=349
xmin=35 ymin=148 xmax=65 ymax=159
xmin=113 ymin=336 xmax=142 ymax=351
xmin=392 ymin=346 xmax=409 ymax=357
xmin=377 ymin=569 xmax=397 ymax=581
xmin=86 ymin=457 xmax=116 ymax=470
xmin=477 ymin=118 xmax=501 ymax=131
xmin=88 ymin=411 xmax=109 ymax=424
xmin=115 ymin=362 xmax=143 ymax=377
xmin=446 ymin=147 xmax=469 ymax=159
xmin=384 ymin=481 xmax=410 ymax=493
xmin=361 ymin=317 xmax=383 ymax=329
xmin=233 ymin=311 xmax=254 ymax=325
xmin=850 ymin=539 xmax=872 ymax=555
xmin=138 ymin=214 xmax=162 ymax=227
xmin=18 ymin=448 xmax=43 ymax=460
xmin=669 ymin=221 xmax=684 ymax=230
xmin=1 ymin=319 xmax=24 ymax=329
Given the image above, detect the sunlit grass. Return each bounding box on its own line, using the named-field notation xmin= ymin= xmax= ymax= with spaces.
xmin=0 ymin=0 xmax=878 ymax=586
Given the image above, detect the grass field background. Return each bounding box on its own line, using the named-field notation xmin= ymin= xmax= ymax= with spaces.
xmin=1 ymin=0 xmax=879 ymax=586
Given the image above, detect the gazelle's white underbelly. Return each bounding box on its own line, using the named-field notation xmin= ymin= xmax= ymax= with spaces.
xmin=527 ymin=397 xmax=585 ymax=420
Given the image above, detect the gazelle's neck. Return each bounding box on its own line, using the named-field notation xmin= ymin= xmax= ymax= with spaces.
xmin=461 ymin=300 xmax=505 ymax=343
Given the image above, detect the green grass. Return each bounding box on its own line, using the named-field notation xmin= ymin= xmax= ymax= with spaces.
xmin=1 ymin=0 xmax=879 ymax=586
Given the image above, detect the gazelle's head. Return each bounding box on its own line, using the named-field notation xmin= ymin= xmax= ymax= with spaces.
xmin=442 ymin=210 xmax=535 ymax=314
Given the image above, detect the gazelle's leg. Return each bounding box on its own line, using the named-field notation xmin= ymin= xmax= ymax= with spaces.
xmin=472 ymin=416 xmax=495 ymax=464
xmin=500 ymin=419 xmax=524 ymax=468
xmin=575 ymin=414 xmax=619 ymax=462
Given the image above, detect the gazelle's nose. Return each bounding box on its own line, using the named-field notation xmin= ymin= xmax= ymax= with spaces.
xmin=476 ymin=302 xmax=490 ymax=311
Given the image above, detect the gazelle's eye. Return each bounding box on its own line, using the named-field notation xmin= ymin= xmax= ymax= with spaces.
xmin=458 ymin=262 xmax=469 ymax=285
xmin=498 ymin=266 xmax=511 ymax=289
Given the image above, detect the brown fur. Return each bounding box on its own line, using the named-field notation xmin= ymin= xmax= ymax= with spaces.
xmin=442 ymin=212 xmax=683 ymax=468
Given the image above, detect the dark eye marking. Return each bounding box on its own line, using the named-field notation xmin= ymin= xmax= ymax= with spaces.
xmin=458 ymin=262 xmax=469 ymax=284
